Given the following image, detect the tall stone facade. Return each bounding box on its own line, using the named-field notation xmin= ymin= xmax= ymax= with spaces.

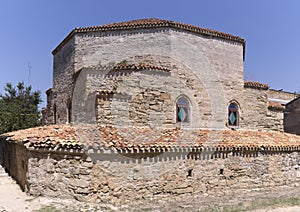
xmin=46 ymin=18 xmax=295 ymax=132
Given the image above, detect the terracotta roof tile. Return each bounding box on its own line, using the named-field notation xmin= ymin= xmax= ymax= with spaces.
xmin=53 ymin=18 xmax=245 ymax=55
xmin=97 ymin=90 xmax=115 ymax=95
xmin=244 ymin=81 xmax=269 ymax=90
xmin=3 ymin=125 xmax=300 ymax=151
xmin=268 ymin=101 xmax=285 ymax=110
xmin=1 ymin=125 xmax=83 ymax=150
xmin=101 ymin=18 xmax=167 ymax=27
xmin=76 ymin=18 xmax=244 ymax=42
xmin=112 ymin=63 xmax=170 ymax=72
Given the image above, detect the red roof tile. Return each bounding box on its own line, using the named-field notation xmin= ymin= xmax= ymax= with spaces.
xmin=53 ymin=18 xmax=245 ymax=55
xmin=1 ymin=125 xmax=82 ymax=150
xmin=244 ymin=81 xmax=269 ymax=90
xmin=2 ymin=125 xmax=300 ymax=151
xmin=112 ymin=63 xmax=170 ymax=72
xmin=268 ymin=101 xmax=285 ymax=110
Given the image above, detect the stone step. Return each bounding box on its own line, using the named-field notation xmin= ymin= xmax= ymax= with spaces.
xmin=0 ymin=171 xmax=6 ymax=175
xmin=0 ymin=168 xmax=7 ymax=175
xmin=0 ymin=165 xmax=14 ymax=185
xmin=0 ymin=177 xmax=14 ymax=185
xmin=0 ymin=172 xmax=8 ymax=177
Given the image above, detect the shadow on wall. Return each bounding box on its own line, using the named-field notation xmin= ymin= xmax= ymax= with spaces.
xmin=86 ymin=148 xmax=261 ymax=164
xmin=0 ymin=139 xmax=29 ymax=192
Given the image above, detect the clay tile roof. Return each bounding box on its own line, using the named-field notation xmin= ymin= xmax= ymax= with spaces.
xmin=244 ymin=81 xmax=269 ymax=90
xmin=112 ymin=63 xmax=170 ymax=72
xmin=76 ymin=18 xmax=244 ymax=43
xmin=268 ymin=101 xmax=285 ymax=110
xmin=3 ymin=124 xmax=300 ymax=151
xmin=101 ymin=18 xmax=167 ymax=27
xmin=91 ymin=126 xmax=300 ymax=149
xmin=97 ymin=90 xmax=115 ymax=95
xmin=1 ymin=125 xmax=83 ymax=150
xmin=53 ymin=18 xmax=245 ymax=55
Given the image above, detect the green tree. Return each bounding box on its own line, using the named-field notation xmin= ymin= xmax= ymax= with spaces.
xmin=0 ymin=82 xmax=42 ymax=134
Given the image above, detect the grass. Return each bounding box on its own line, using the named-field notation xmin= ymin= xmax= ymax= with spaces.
xmin=203 ymin=196 xmax=300 ymax=212
xmin=35 ymin=205 xmax=61 ymax=212
xmin=32 ymin=196 xmax=300 ymax=212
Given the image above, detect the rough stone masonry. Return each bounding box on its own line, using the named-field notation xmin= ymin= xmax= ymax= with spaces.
xmin=46 ymin=18 xmax=296 ymax=131
xmin=1 ymin=19 xmax=300 ymax=206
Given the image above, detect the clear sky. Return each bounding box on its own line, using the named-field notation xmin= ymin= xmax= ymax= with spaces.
xmin=0 ymin=0 xmax=299 ymax=107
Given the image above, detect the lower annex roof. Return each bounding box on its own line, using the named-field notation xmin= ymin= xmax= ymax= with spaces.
xmin=2 ymin=124 xmax=300 ymax=151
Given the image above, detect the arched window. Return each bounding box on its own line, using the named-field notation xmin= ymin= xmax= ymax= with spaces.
xmin=176 ymin=97 xmax=190 ymax=123
xmin=228 ymin=102 xmax=239 ymax=128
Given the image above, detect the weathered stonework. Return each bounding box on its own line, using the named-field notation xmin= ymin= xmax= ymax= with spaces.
xmin=46 ymin=18 xmax=296 ymax=132
xmin=74 ymin=28 xmax=244 ymax=130
xmin=86 ymin=150 xmax=300 ymax=204
xmin=27 ymin=151 xmax=91 ymax=200
xmin=3 ymin=19 xmax=300 ymax=208
xmin=2 ymin=137 xmax=300 ymax=205
xmin=48 ymin=36 xmax=75 ymax=124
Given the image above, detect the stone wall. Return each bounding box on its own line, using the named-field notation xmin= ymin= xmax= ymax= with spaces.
xmin=27 ymin=150 xmax=91 ymax=200
xmin=236 ymin=87 xmax=267 ymax=130
xmin=50 ymin=37 xmax=76 ymax=124
xmin=266 ymin=108 xmax=284 ymax=131
xmin=86 ymin=149 xmax=300 ymax=204
xmin=90 ymin=66 xmax=202 ymax=128
xmin=239 ymin=87 xmax=285 ymax=131
xmin=22 ymin=148 xmax=300 ymax=204
xmin=73 ymin=63 xmax=286 ymax=131
xmin=2 ymin=139 xmax=300 ymax=204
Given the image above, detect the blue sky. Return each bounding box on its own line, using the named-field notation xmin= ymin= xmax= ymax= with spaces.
xmin=0 ymin=0 xmax=300 ymax=107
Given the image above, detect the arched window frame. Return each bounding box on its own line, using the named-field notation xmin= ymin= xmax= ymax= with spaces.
xmin=176 ymin=95 xmax=191 ymax=125
xmin=228 ymin=101 xmax=240 ymax=128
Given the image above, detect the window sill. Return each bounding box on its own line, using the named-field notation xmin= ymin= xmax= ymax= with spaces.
xmin=176 ymin=122 xmax=191 ymax=128
xmin=228 ymin=126 xmax=239 ymax=130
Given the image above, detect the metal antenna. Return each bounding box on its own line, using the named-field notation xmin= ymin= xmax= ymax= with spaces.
xmin=28 ymin=61 xmax=31 ymax=86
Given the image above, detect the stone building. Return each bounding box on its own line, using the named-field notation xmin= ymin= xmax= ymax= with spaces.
xmin=1 ymin=19 xmax=300 ymax=207
xmin=45 ymin=18 xmax=295 ymax=132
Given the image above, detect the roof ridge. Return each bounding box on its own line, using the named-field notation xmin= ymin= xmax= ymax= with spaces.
xmin=74 ymin=18 xmax=243 ymax=41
